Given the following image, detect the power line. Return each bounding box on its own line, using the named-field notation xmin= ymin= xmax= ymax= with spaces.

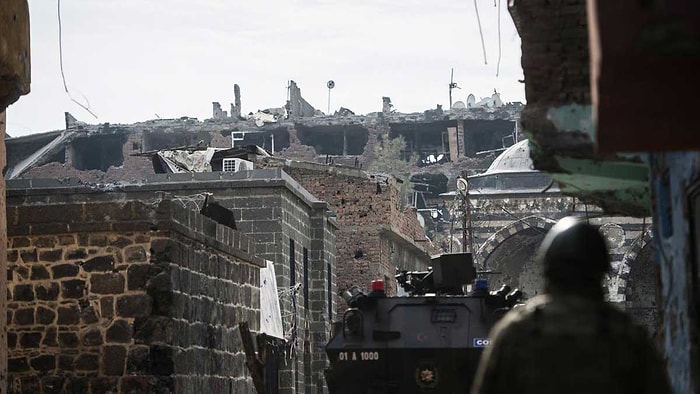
xmin=474 ymin=0 xmax=488 ymax=65
xmin=496 ymin=0 xmax=502 ymax=77
xmin=58 ymin=0 xmax=98 ymax=119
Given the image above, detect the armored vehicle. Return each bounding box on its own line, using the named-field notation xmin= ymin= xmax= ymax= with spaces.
xmin=325 ymin=253 xmax=521 ymax=393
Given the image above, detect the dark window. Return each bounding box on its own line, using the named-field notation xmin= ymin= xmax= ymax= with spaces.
xmin=290 ymin=239 xmax=296 ymax=287
xmin=327 ymin=262 xmax=333 ymax=322
xmin=70 ymin=134 xmax=126 ymax=171
xmin=303 ymin=247 xmax=309 ymax=310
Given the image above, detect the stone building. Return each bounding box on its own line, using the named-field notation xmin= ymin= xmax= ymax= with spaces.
xmin=429 ymin=139 xmax=658 ymax=334
xmin=6 ymin=199 xmax=263 ymax=393
xmin=254 ymin=156 xmax=440 ymax=302
xmin=5 ymin=170 xmax=337 ymax=393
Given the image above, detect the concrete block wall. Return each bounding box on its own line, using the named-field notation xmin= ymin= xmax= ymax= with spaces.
xmin=217 ymin=182 xmax=334 ymax=393
xmin=5 ymin=200 xmax=263 ymax=393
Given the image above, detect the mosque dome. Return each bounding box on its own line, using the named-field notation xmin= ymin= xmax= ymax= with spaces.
xmin=484 ymin=139 xmax=535 ymax=174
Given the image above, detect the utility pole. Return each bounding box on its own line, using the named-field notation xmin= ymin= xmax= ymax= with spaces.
xmin=458 ymin=170 xmax=474 ymax=254
xmin=327 ymin=80 xmax=335 ymax=115
xmin=449 ymin=68 xmax=460 ymax=109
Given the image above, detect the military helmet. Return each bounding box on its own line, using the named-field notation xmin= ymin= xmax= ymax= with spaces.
xmin=537 ymin=217 xmax=610 ymax=286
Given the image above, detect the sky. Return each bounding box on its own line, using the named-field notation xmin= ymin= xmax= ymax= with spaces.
xmin=7 ymin=0 xmax=525 ymax=137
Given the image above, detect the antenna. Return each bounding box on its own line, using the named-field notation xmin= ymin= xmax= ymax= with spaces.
xmin=449 ymin=68 xmax=460 ymax=109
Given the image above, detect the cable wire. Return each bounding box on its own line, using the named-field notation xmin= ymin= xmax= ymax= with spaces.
xmin=496 ymin=0 xmax=502 ymax=76
xmin=474 ymin=0 xmax=488 ymax=65
xmin=58 ymin=0 xmax=98 ymax=119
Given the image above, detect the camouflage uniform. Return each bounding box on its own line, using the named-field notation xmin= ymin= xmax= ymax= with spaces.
xmin=471 ymin=292 xmax=670 ymax=394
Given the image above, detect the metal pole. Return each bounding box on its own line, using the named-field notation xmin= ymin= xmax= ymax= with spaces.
xmin=461 ymin=170 xmax=474 ymax=254
xmin=327 ymin=88 xmax=331 ymax=115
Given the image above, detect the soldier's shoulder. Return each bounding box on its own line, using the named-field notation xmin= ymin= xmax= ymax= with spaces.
xmin=490 ymin=295 xmax=551 ymax=335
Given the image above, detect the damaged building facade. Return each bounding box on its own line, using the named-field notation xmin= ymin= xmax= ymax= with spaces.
xmin=4 ymin=81 xmax=522 ymax=392
xmin=424 ymin=139 xmax=659 ymax=335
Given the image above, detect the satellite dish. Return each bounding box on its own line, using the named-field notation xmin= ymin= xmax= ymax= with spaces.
xmin=466 ymin=94 xmax=476 ymax=108
xmin=327 ymin=80 xmax=335 ymax=89
xmin=456 ymin=177 xmax=468 ymax=196
xmin=452 ymin=101 xmax=466 ymax=110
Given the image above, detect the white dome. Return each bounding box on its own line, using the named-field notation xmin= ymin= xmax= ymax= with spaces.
xmin=485 ymin=139 xmax=535 ymax=174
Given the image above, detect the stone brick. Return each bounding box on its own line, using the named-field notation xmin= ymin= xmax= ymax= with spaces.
xmin=82 ymin=255 xmax=115 ymax=272
xmin=13 ymin=284 xmax=34 ymax=301
xmin=42 ymin=327 xmax=58 ymax=347
xmin=19 ymin=332 xmax=42 ymax=348
xmin=151 ymin=238 xmax=173 ymax=261
xmin=100 ymin=296 xmax=114 ymax=319
xmin=126 ymin=345 xmax=150 ymax=374
xmin=59 ymin=234 xmax=76 ymax=245
xmin=89 ymin=234 xmax=109 ymax=247
xmin=81 ymin=326 xmax=103 ymax=346
xmin=103 ymin=345 xmax=127 ymax=376
xmin=121 ymin=376 xmax=169 ymax=393
xmin=90 ymin=272 xmax=125 ymax=294
xmin=20 ymin=376 xmax=40 ymax=394
xmin=58 ymin=332 xmax=79 ymax=348
xmin=61 ymin=279 xmax=86 ymax=299
xmin=52 ymin=263 xmax=79 ymax=279
xmin=65 ymin=248 xmax=87 ymax=260
xmin=80 ymin=304 xmax=99 ymax=324
xmin=36 ymin=282 xmax=60 ymax=300
xmin=8 ymin=249 xmax=18 ymax=262
xmin=75 ymin=353 xmax=99 ymax=371
xmin=30 ymin=264 xmax=50 ymax=279
xmin=116 ymin=294 xmax=152 ymax=318
xmin=58 ymin=354 xmax=75 ymax=370
xmin=125 ymin=245 xmax=148 ymax=263
xmin=8 ymin=331 xmax=17 ymax=349
xmin=15 ymin=265 xmax=29 ymax=279
xmin=8 ymin=357 xmax=29 ymax=373
xmin=20 ymin=249 xmax=39 ymax=263
xmin=39 ymin=249 xmax=63 ymax=262
xmin=127 ymin=264 xmax=152 ymax=291
xmin=65 ymin=377 xmax=88 ymax=393
xmin=30 ymin=354 xmax=56 ymax=372
xmin=133 ymin=316 xmax=172 ymax=344
xmin=41 ymin=375 xmax=65 ymax=394
xmin=14 ymin=307 xmax=34 ymax=325
xmin=12 ymin=236 xmax=31 ymax=248
xmin=110 ymin=236 xmax=133 ymax=248
xmin=150 ymin=344 xmax=174 ymax=375
xmin=36 ymin=305 xmax=56 ymax=324
xmin=106 ymin=319 xmax=132 ymax=343
xmin=57 ymin=305 xmax=80 ymax=325
xmin=91 ymin=377 xmax=119 ymax=393
xmin=34 ymin=236 xmax=57 ymax=248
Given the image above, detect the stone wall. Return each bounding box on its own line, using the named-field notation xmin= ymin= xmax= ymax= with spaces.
xmin=7 ymin=170 xmax=337 ymax=394
xmin=5 ymin=199 xmax=264 ymax=393
xmin=434 ymin=192 xmax=657 ymax=330
xmin=257 ymin=157 xmax=436 ymax=302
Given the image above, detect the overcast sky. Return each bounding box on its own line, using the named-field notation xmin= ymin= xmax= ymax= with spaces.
xmin=7 ymin=0 xmax=525 ymax=137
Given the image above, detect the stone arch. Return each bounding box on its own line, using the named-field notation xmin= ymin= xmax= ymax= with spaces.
xmin=612 ymin=227 xmax=654 ymax=300
xmin=476 ymin=215 xmax=557 ymax=266
xmin=476 ymin=216 xmax=557 ymax=298
xmin=614 ymin=227 xmax=658 ymax=336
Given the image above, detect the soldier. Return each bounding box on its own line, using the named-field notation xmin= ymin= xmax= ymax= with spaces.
xmin=471 ymin=217 xmax=670 ymax=394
